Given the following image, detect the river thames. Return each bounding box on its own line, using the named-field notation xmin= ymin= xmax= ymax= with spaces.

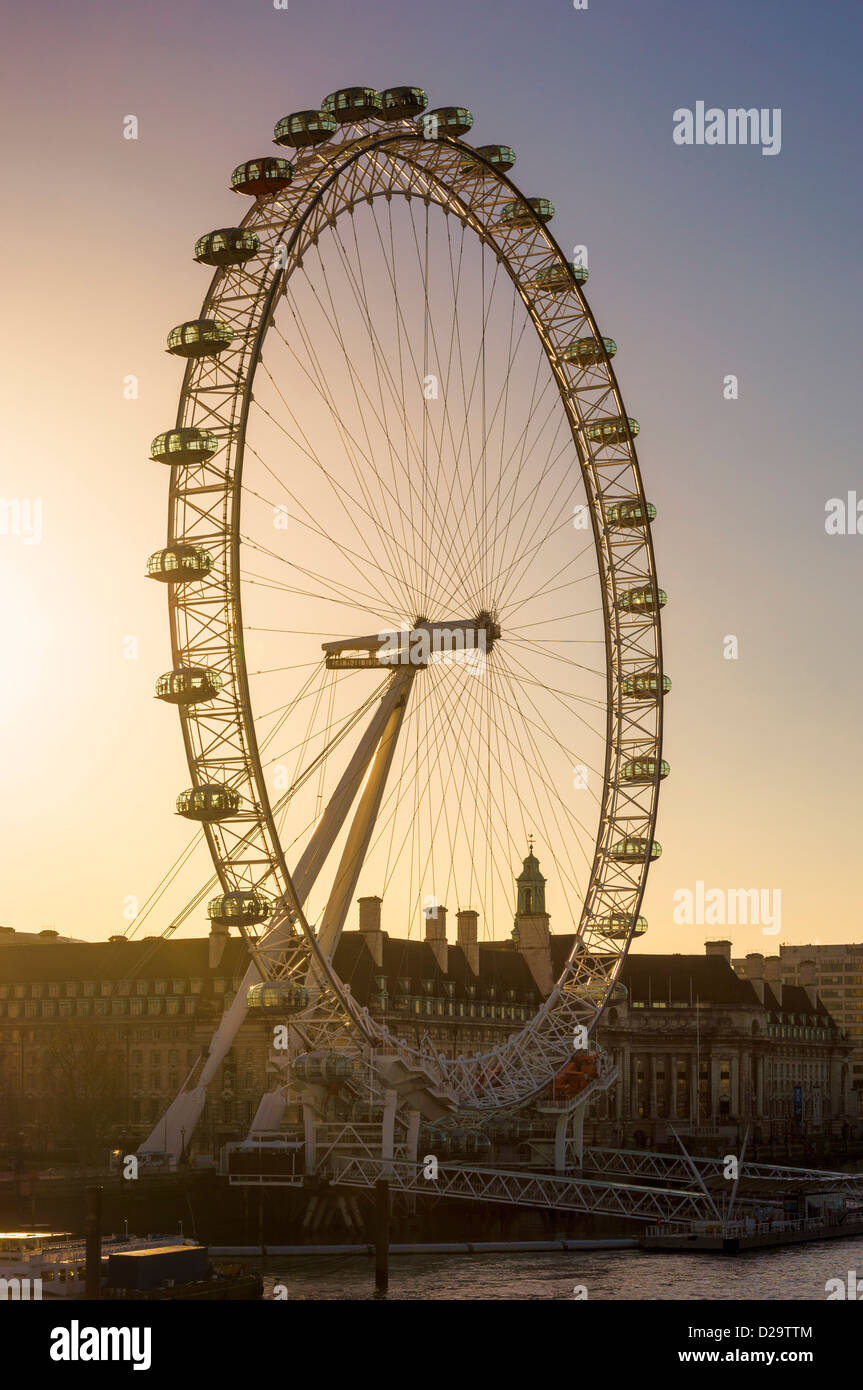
xmin=262 ymin=1234 xmax=863 ymax=1300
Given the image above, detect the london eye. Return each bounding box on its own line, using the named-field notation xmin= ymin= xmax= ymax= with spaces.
xmin=142 ymin=85 xmax=668 ymax=1163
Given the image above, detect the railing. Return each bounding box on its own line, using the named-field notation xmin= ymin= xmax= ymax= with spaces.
xmin=645 ymin=1214 xmax=853 ymax=1240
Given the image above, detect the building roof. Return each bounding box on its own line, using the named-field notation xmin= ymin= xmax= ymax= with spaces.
xmin=0 ymin=931 xmax=839 ymax=1025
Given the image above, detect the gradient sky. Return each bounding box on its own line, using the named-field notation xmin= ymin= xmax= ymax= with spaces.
xmin=1 ymin=0 xmax=861 ymax=957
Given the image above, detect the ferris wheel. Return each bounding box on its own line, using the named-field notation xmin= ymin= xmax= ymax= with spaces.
xmin=143 ymin=86 xmax=668 ymax=1157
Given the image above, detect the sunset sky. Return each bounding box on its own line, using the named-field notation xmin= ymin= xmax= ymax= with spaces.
xmin=1 ymin=0 xmax=861 ymax=958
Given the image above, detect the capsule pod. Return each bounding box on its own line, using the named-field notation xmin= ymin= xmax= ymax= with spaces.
xmin=500 ymin=196 xmax=555 ymax=228
xmin=246 ymin=980 xmax=310 ymax=1014
xmin=529 ymin=261 xmax=588 ymax=292
xmin=382 ymin=86 xmax=428 ymax=120
xmin=273 ymin=110 xmax=337 ymax=148
xmin=321 ymin=87 xmax=383 ymax=122
xmin=155 ymin=667 xmax=222 ymax=705
xmin=176 ymin=784 xmax=240 ymax=822
xmin=150 ymin=428 xmax=219 ymax=464
xmin=291 ymin=1051 xmax=356 ymax=1083
xmin=194 ymin=227 xmax=260 ymax=267
xmin=593 ymin=914 xmax=648 ymax=940
xmin=146 ymin=545 xmax=214 ymax=584
xmin=167 ymin=319 xmax=233 ymax=359
xmin=609 ymin=837 xmax=662 ymax=862
xmin=569 ymin=981 xmax=603 ymax=1002
xmin=616 ymin=585 xmax=667 ymax=614
xmin=461 ymin=144 xmax=516 ymax=172
xmin=208 ymin=891 xmax=272 ymax=926
xmin=622 ymin=670 xmax=671 ymax=700
xmin=605 ymin=500 xmax=656 ymax=528
xmin=230 ymin=157 xmax=294 ymax=196
xmin=419 ymin=106 xmax=474 ymax=138
xmin=620 ymin=756 xmax=670 ymax=783
xmin=587 ymin=415 xmax=639 ymax=444
xmin=563 ymin=336 xmax=617 ymax=367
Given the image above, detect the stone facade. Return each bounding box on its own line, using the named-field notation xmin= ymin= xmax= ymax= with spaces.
xmin=0 ymin=918 xmax=853 ymax=1160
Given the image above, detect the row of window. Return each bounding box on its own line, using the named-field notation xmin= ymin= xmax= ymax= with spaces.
xmin=379 ymin=996 xmax=530 ymax=1022
xmin=0 ymin=998 xmax=199 ymax=1019
xmin=0 ymin=977 xmax=243 ymax=1001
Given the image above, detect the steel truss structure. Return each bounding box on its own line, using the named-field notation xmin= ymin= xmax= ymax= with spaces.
xmin=232 ymin=1155 xmax=709 ymax=1226
xmin=143 ymin=88 xmax=666 ymax=1162
xmin=582 ymin=1146 xmax=863 ymax=1191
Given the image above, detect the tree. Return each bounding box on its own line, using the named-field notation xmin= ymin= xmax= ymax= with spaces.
xmin=40 ymin=1021 xmax=126 ymax=1163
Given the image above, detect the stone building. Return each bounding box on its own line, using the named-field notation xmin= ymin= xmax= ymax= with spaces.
xmin=0 ymin=856 xmax=854 ymax=1159
xmin=735 ymin=943 xmax=863 ymax=1099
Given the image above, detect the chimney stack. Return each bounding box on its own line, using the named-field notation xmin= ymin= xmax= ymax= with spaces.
xmin=763 ymin=954 xmax=783 ymax=1008
xmin=424 ymin=903 xmax=448 ymax=974
xmin=358 ymin=896 xmax=384 ymax=967
xmin=745 ymin=952 xmax=765 ymax=1003
xmin=209 ymin=920 xmax=229 ymax=969
xmin=799 ymin=959 xmax=818 ymax=1011
xmin=705 ymin=940 xmax=732 ymax=964
xmin=456 ymin=909 xmax=479 ymax=977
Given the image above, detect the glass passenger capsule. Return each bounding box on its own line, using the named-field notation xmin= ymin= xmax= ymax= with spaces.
xmin=321 ymin=88 xmax=384 ymax=122
xmin=460 ymin=144 xmax=516 ymax=173
xmin=609 ymin=837 xmax=662 ymax=862
xmin=419 ymin=106 xmax=474 ymax=138
xmin=155 ymin=667 xmax=222 ymax=705
xmin=176 ymin=784 xmax=240 ymax=822
xmin=605 ymin=499 xmax=656 ymax=528
xmin=291 ymin=1051 xmax=356 ymax=1083
xmin=529 ymin=261 xmax=588 ymax=292
xmin=622 ymin=670 xmax=672 ymax=700
xmin=587 ymin=415 xmax=639 ymax=444
xmin=563 ymin=337 xmax=617 ymax=367
xmin=273 ymin=110 xmax=338 ymax=148
xmin=230 ymin=157 xmax=294 ymax=196
xmin=150 ymin=428 xmax=219 ymax=464
xmin=167 ymin=319 xmax=233 ymax=359
xmin=616 ymin=585 xmax=667 ymax=614
xmin=246 ymin=980 xmax=310 ymax=1014
xmin=592 ymin=914 xmax=648 ymax=940
xmin=146 ymin=545 xmax=214 ymax=583
xmin=568 ymin=981 xmax=603 ymax=1002
xmin=499 ymin=197 xmax=555 ymax=227
xmin=208 ymin=891 xmax=272 ymax=926
xmin=620 ymin=757 xmax=670 ymax=783
xmin=381 ymin=86 xmax=428 ymax=120
xmin=194 ymin=228 xmax=260 ymax=267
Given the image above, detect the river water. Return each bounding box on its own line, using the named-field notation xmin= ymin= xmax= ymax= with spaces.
xmin=261 ymin=1235 xmax=863 ymax=1300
